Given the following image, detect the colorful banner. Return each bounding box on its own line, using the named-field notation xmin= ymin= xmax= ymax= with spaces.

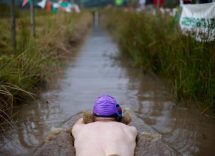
xmin=24 ymin=0 xmax=80 ymax=14
xmin=179 ymin=2 xmax=215 ymax=42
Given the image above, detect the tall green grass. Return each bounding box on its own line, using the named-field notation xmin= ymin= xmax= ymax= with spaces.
xmin=0 ymin=10 xmax=92 ymax=124
xmin=102 ymin=9 xmax=215 ymax=114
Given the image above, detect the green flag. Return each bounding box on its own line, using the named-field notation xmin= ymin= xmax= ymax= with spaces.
xmin=115 ymin=0 xmax=123 ymax=6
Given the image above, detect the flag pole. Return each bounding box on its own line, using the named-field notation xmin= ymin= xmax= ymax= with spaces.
xmin=30 ymin=0 xmax=36 ymax=37
xmin=11 ymin=0 xmax=16 ymax=51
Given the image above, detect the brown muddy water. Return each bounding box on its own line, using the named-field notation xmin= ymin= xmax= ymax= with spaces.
xmin=1 ymin=24 xmax=215 ymax=156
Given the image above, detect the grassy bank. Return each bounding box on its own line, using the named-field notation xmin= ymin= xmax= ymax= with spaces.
xmin=0 ymin=10 xmax=92 ymax=123
xmin=102 ymin=9 xmax=215 ymax=114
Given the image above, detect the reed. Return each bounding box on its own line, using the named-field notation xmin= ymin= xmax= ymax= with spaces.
xmin=102 ymin=9 xmax=215 ymax=114
xmin=0 ymin=10 xmax=92 ymax=125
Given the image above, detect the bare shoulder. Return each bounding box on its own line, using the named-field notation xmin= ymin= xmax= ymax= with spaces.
xmin=72 ymin=118 xmax=85 ymax=135
xmin=127 ymin=125 xmax=138 ymax=135
xmin=121 ymin=124 xmax=137 ymax=136
xmin=115 ymin=122 xmax=137 ymax=132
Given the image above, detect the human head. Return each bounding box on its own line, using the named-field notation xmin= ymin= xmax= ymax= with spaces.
xmin=82 ymin=95 xmax=131 ymax=124
xmin=93 ymin=95 xmax=122 ymax=121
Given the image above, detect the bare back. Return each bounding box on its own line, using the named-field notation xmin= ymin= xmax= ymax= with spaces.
xmin=72 ymin=119 xmax=137 ymax=156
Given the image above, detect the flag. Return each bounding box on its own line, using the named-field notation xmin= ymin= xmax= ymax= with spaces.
xmin=59 ymin=1 xmax=72 ymax=13
xmin=52 ymin=3 xmax=59 ymax=8
xmin=46 ymin=0 xmax=52 ymax=12
xmin=37 ymin=0 xmax=47 ymax=8
xmin=51 ymin=3 xmax=59 ymax=13
xmin=115 ymin=0 xmax=123 ymax=6
xmin=22 ymin=0 xmax=29 ymax=7
xmin=73 ymin=4 xmax=80 ymax=13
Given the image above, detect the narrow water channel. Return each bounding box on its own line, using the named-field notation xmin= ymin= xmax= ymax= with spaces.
xmin=1 ymin=23 xmax=215 ymax=156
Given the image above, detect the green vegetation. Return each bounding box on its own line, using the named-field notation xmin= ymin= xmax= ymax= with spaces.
xmin=0 ymin=9 xmax=92 ymax=123
xmin=102 ymin=9 xmax=215 ymax=114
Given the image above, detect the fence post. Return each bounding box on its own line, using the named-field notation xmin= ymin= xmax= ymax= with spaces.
xmin=11 ymin=0 xmax=16 ymax=51
xmin=30 ymin=0 xmax=36 ymax=37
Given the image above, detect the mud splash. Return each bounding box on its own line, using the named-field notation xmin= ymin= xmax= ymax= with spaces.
xmin=0 ymin=24 xmax=215 ymax=156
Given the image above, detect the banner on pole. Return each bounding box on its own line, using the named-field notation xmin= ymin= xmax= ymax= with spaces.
xmin=179 ymin=2 xmax=215 ymax=42
xmin=35 ymin=0 xmax=80 ymax=14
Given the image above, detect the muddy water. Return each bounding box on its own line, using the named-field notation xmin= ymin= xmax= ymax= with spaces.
xmin=1 ymin=24 xmax=215 ymax=156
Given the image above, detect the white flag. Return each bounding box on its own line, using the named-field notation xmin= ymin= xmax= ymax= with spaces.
xmin=73 ymin=5 xmax=80 ymax=13
xmin=37 ymin=0 xmax=47 ymax=8
xmin=53 ymin=3 xmax=59 ymax=8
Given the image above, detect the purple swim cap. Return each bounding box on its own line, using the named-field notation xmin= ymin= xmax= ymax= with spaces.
xmin=93 ymin=95 xmax=122 ymax=118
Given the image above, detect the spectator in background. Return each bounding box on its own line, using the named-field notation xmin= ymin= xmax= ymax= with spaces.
xmin=153 ymin=0 xmax=164 ymax=7
xmin=146 ymin=0 xmax=153 ymax=4
xmin=199 ymin=0 xmax=212 ymax=3
xmin=182 ymin=0 xmax=212 ymax=4
xmin=139 ymin=0 xmax=146 ymax=10
xmin=183 ymin=0 xmax=192 ymax=4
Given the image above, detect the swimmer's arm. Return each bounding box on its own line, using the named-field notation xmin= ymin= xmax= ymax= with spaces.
xmin=72 ymin=118 xmax=84 ymax=135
